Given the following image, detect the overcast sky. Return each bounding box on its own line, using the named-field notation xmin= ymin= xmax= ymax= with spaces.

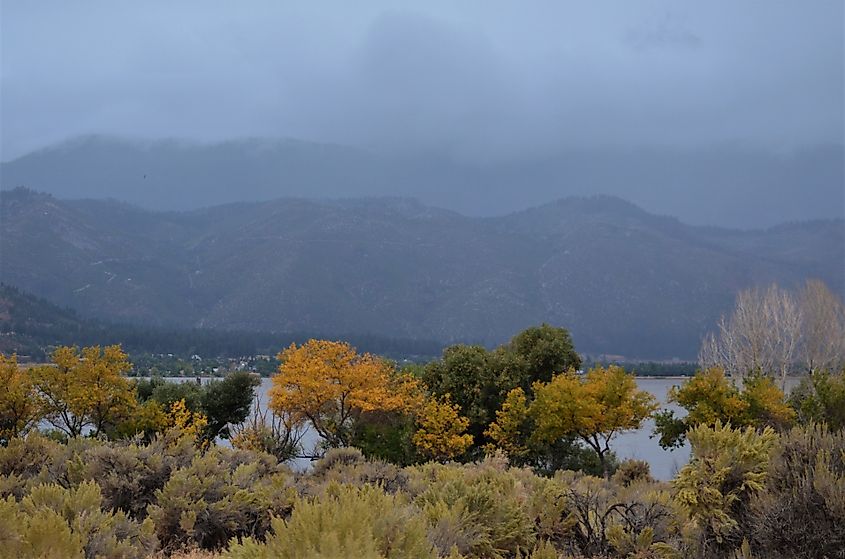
xmin=1 ymin=1 xmax=842 ymax=162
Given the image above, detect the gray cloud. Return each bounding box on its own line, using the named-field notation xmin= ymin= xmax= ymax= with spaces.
xmin=1 ymin=1 xmax=842 ymax=229
xmin=1 ymin=1 xmax=842 ymax=167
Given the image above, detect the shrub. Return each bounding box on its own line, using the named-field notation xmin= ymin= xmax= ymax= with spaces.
xmin=0 ymin=433 xmax=63 ymax=499
xmin=788 ymin=369 xmax=845 ymax=429
xmin=544 ymin=471 xmax=680 ymax=558
xmin=148 ymin=446 xmax=295 ymax=551
xmin=75 ymin=433 xmax=196 ymax=519
xmin=1 ymin=481 xmax=157 ymax=559
xmin=409 ymin=458 xmax=536 ymax=558
xmin=309 ymin=446 xmax=366 ymax=478
xmin=223 ymin=482 xmax=435 ymax=559
xmin=612 ymin=459 xmax=653 ymax=487
xmin=673 ymin=421 xmax=776 ymax=558
xmin=230 ymin=402 xmax=302 ymax=463
xmin=304 ymin=457 xmax=410 ymax=496
xmin=749 ymin=423 xmax=845 ymax=558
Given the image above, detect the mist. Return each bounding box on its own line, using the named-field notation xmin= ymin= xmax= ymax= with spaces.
xmin=1 ymin=1 xmax=843 ymax=225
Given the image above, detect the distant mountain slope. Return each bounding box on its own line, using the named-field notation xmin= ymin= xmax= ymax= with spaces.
xmin=0 ymin=283 xmax=443 ymax=361
xmin=2 ymin=188 xmax=843 ymax=359
xmin=2 ymin=135 xmax=842 ymax=228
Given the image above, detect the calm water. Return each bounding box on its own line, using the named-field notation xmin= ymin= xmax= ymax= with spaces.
xmin=188 ymin=376 xmax=800 ymax=480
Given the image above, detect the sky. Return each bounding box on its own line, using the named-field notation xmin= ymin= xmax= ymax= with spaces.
xmin=2 ymin=1 xmax=842 ymax=162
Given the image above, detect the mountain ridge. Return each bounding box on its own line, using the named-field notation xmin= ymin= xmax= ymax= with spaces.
xmin=2 ymin=187 xmax=842 ymax=360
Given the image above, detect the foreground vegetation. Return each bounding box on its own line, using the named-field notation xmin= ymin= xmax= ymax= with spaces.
xmin=1 ymin=288 xmax=844 ymax=557
xmin=0 ymin=420 xmax=842 ymax=559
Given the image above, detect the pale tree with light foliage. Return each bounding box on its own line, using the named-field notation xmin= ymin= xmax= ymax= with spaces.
xmin=798 ymin=279 xmax=845 ymax=373
xmin=699 ymin=283 xmax=802 ymax=388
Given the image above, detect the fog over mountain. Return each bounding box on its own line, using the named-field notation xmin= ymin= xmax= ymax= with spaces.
xmin=2 ymin=2 xmax=843 ymax=227
xmin=2 ymin=135 xmax=842 ymax=229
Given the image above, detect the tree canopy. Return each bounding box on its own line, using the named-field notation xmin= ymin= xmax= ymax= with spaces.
xmin=487 ymin=365 xmax=656 ymax=477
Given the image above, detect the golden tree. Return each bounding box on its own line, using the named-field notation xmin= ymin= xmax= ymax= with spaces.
xmin=269 ymin=340 xmax=421 ymax=449
xmin=0 ymin=354 xmax=40 ymax=443
xmin=167 ymin=398 xmax=209 ymax=447
xmin=30 ymin=345 xmax=136 ymax=437
xmin=412 ymin=395 xmax=473 ymax=461
xmin=487 ymin=365 xmax=657 ymax=477
xmin=654 ymin=367 xmax=795 ymax=449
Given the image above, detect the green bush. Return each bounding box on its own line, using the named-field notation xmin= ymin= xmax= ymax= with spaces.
xmin=0 ymin=481 xmax=157 ymax=559
xmin=409 ymin=457 xmax=536 ymax=558
xmin=148 ymin=446 xmax=295 ymax=551
xmin=788 ymin=369 xmax=845 ymax=430
xmin=544 ymin=471 xmax=680 ymax=558
xmin=673 ymin=421 xmax=776 ymax=559
xmin=749 ymin=423 xmax=845 ymax=558
xmin=0 ymin=433 xmax=63 ymax=499
xmin=309 ymin=446 xmax=366 ymax=478
xmin=305 ymin=457 xmax=410 ymax=496
xmin=75 ymin=433 xmax=196 ymax=519
xmin=224 ymin=482 xmax=435 ymax=559
xmin=612 ymin=459 xmax=653 ymax=487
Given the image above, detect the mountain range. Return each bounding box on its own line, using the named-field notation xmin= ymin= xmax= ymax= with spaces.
xmin=2 ymin=135 xmax=843 ymax=229
xmin=2 ymin=187 xmax=842 ymax=359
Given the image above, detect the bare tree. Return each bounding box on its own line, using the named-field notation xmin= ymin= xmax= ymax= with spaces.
xmin=699 ymin=284 xmax=802 ymax=388
xmin=799 ymin=279 xmax=845 ymax=373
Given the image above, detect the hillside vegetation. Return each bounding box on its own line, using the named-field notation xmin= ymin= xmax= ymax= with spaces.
xmin=2 ymin=188 xmax=842 ymax=359
xmin=0 ymin=283 xmax=442 ymax=362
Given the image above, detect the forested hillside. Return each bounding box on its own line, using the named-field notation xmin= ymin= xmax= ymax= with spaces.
xmin=0 ymin=284 xmax=442 ymax=361
xmin=2 ymin=187 xmax=842 ymax=358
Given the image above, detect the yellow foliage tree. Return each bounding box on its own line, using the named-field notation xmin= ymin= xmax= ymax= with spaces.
xmin=167 ymin=398 xmax=209 ymax=446
xmin=487 ymin=365 xmax=657 ymax=477
xmin=670 ymin=368 xmax=747 ymax=426
xmin=655 ymin=367 xmax=795 ymax=449
xmin=412 ymin=395 xmax=473 ymax=461
xmin=30 ymin=345 xmax=136 ymax=437
xmin=115 ymin=399 xmax=169 ymax=441
xmin=0 ymin=354 xmax=40 ymax=443
xmin=484 ymin=387 xmax=531 ymax=461
xmin=269 ymin=340 xmax=421 ymax=449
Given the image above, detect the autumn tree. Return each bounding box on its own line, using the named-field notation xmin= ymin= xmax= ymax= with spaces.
xmin=487 ymin=365 xmax=657 ymax=477
xmin=30 ymin=345 xmax=136 ymax=437
xmin=0 ymin=354 xmax=40 ymax=444
xmin=412 ymin=395 xmax=473 ymax=461
xmin=269 ymin=340 xmax=421 ymax=451
xmin=654 ymin=367 xmax=795 ymax=449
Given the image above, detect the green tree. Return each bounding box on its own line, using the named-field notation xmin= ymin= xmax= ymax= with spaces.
xmin=505 ymin=323 xmax=581 ymax=387
xmin=421 ymin=344 xmax=501 ymax=444
xmin=200 ymin=372 xmax=261 ymax=440
xmin=422 ymin=324 xmax=581 ymax=453
xmin=788 ymin=367 xmax=845 ymax=429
